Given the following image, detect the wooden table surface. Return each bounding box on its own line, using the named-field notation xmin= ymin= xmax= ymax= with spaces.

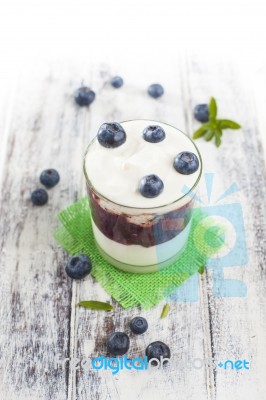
xmin=0 ymin=54 xmax=266 ymax=400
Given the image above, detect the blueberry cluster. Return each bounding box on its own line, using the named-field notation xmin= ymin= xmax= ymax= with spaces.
xmin=74 ymin=78 xmax=165 ymax=109
xmin=31 ymin=169 xmax=60 ymax=206
xmin=107 ymin=316 xmax=171 ymax=364
xmin=96 ymin=122 xmax=200 ymax=199
xmin=74 ymin=81 xmax=211 ymax=128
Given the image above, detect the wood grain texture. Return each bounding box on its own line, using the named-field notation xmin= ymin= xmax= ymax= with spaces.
xmin=0 ymin=64 xmax=91 ymax=399
xmin=0 ymin=72 xmax=18 ymax=187
xmin=0 ymin=55 xmax=266 ymax=400
xmin=251 ymin=63 xmax=266 ymax=162
xmin=72 ymin=60 xmax=210 ymax=400
xmin=182 ymin=55 xmax=266 ymax=400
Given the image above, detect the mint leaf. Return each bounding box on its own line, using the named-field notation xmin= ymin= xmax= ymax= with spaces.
xmin=218 ymin=119 xmax=241 ymax=129
xmin=192 ymin=124 xmax=209 ymax=139
xmin=76 ymin=301 xmax=113 ymax=311
xmin=217 ymin=127 xmax=223 ymax=137
xmin=215 ymin=135 xmax=221 ymax=147
xmin=160 ymin=304 xmax=170 ymax=318
xmin=215 ymin=129 xmax=222 ymax=147
xmin=204 ymin=130 xmax=215 ymax=141
xmin=209 ymin=97 xmax=217 ymax=120
xmin=192 ymin=97 xmax=241 ymax=147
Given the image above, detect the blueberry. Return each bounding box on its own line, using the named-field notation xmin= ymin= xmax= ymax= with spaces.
xmin=107 ymin=332 xmax=130 ymax=356
xmin=143 ymin=125 xmax=165 ymax=143
xmin=130 ymin=317 xmax=148 ymax=334
xmin=145 ymin=341 xmax=171 ymax=365
xmin=65 ymin=254 xmax=92 ymax=280
xmin=40 ymin=169 xmax=60 ymax=188
xmin=173 ymin=152 xmax=199 ymax=175
xmin=31 ymin=188 xmax=48 ymax=206
xmin=74 ymin=86 xmax=96 ymax=107
xmin=147 ymin=83 xmax=164 ymax=99
xmin=139 ymin=175 xmax=164 ymax=198
xmin=97 ymin=122 xmax=126 ymax=148
xmin=194 ymin=104 xmax=209 ymax=123
xmin=111 ymin=76 xmax=124 ymax=88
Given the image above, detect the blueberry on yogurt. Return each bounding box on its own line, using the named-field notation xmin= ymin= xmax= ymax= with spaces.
xmin=143 ymin=125 xmax=165 ymax=143
xmin=139 ymin=174 xmax=164 ymax=198
xmin=97 ymin=122 xmax=126 ymax=148
xmin=173 ymin=151 xmax=199 ymax=175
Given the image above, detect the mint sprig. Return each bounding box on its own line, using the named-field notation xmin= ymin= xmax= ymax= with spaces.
xmin=193 ymin=97 xmax=241 ymax=147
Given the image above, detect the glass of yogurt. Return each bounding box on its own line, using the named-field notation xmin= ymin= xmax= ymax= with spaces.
xmin=83 ymin=120 xmax=202 ymax=273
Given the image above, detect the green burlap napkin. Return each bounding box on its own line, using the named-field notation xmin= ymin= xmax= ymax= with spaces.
xmin=55 ymin=197 xmax=224 ymax=309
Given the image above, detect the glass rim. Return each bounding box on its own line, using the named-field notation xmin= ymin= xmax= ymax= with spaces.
xmin=83 ymin=119 xmax=203 ymax=211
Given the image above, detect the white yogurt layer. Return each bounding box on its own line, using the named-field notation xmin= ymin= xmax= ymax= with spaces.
xmin=85 ymin=120 xmax=201 ymax=209
xmin=92 ymin=219 xmax=191 ymax=267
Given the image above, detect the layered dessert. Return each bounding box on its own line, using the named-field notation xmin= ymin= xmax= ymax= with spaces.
xmin=84 ymin=120 xmax=202 ymax=273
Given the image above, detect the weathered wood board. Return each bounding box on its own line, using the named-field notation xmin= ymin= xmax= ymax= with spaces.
xmin=0 ymin=56 xmax=265 ymax=400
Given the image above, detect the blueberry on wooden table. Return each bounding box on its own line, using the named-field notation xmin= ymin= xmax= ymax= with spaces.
xmin=130 ymin=317 xmax=148 ymax=334
xmin=142 ymin=125 xmax=165 ymax=143
xmin=139 ymin=174 xmax=164 ymax=198
xmin=97 ymin=122 xmax=126 ymax=148
xmin=65 ymin=254 xmax=92 ymax=280
xmin=74 ymin=86 xmax=96 ymax=107
xmin=173 ymin=151 xmax=199 ymax=175
xmin=147 ymin=83 xmax=164 ymax=99
xmin=111 ymin=76 xmax=124 ymax=88
xmin=145 ymin=341 xmax=171 ymax=365
xmin=107 ymin=332 xmax=130 ymax=356
xmin=194 ymin=104 xmax=209 ymax=123
xmin=40 ymin=169 xmax=60 ymax=188
xmin=31 ymin=188 xmax=48 ymax=206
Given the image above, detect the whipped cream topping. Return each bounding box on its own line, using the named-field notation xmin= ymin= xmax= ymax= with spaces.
xmin=84 ymin=120 xmax=202 ymax=208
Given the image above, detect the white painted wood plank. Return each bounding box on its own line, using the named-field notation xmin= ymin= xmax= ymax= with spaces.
xmin=183 ymin=54 xmax=266 ymax=400
xmin=73 ymin=59 xmax=211 ymax=400
xmin=1 ymin=55 xmax=266 ymax=400
xmin=250 ymin=63 xmax=266 ymax=164
xmin=0 ymin=64 xmax=92 ymax=399
xmin=0 ymin=71 xmax=19 ymax=187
